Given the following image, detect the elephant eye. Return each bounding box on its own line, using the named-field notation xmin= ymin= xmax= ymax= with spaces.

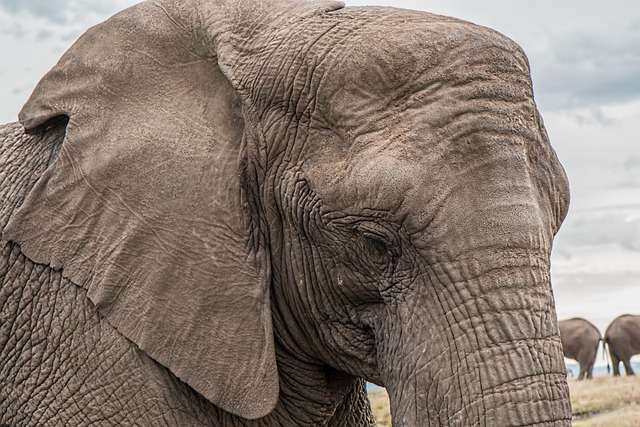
xmin=362 ymin=232 xmax=389 ymax=258
xmin=355 ymin=222 xmax=399 ymax=269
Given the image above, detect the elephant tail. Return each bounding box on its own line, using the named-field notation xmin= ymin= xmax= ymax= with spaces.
xmin=601 ymin=338 xmax=610 ymax=374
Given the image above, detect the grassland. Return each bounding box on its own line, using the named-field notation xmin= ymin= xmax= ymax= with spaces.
xmin=368 ymin=376 xmax=640 ymax=426
xmin=368 ymin=389 xmax=392 ymax=427
xmin=571 ymin=376 xmax=640 ymax=426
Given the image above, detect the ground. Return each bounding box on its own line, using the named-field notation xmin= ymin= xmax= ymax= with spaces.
xmin=367 ymin=389 xmax=392 ymax=427
xmin=367 ymin=376 xmax=640 ymax=426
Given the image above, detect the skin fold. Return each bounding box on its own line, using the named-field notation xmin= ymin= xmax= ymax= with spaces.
xmin=0 ymin=122 xmax=373 ymax=426
xmin=558 ymin=318 xmax=601 ymax=380
xmin=605 ymin=314 xmax=640 ymax=376
xmin=0 ymin=0 xmax=572 ymax=425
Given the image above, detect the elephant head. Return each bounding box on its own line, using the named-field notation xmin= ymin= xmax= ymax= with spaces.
xmin=4 ymin=0 xmax=572 ymax=424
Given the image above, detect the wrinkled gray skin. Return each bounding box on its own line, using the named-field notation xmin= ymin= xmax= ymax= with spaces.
xmin=0 ymin=122 xmax=376 ymax=426
xmin=558 ymin=318 xmax=601 ymax=380
xmin=0 ymin=0 xmax=572 ymax=425
xmin=605 ymin=314 xmax=640 ymax=376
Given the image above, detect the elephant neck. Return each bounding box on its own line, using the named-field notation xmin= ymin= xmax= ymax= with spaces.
xmin=254 ymin=314 xmax=371 ymax=425
xmin=213 ymin=334 xmax=370 ymax=426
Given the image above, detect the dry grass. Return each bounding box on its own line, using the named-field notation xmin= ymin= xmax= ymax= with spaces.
xmin=367 ymin=376 xmax=640 ymax=426
xmin=570 ymin=376 xmax=640 ymax=426
xmin=368 ymin=388 xmax=391 ymax=427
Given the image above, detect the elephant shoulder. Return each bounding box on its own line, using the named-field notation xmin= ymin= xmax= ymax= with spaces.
xmin=0 ymin=121 xmax=64 ymax=231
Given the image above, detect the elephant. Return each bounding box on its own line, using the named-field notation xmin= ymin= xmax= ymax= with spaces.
xmin=558 ymin=318 xmax=601 ymax=380
xmin=0 ymin=0 xmax=572 ymax=425
xmin=605 ymin=314 xmax=640 ymax=376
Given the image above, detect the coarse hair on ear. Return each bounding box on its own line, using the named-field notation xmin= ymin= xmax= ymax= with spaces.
xmin=4 ymin=0 xmax=285 ymax=419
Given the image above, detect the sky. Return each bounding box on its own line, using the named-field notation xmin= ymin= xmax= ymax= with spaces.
xmin=0 ymin=1 xmax=638 ymax=365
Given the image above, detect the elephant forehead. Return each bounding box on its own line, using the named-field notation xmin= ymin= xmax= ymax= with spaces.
xmin=310 ymin=8 xmax=532 ymax=131
xmin=306 ymin=134 xmax=534 ymax=219
xmin=305 ymin=149 xmax=425 ymax=217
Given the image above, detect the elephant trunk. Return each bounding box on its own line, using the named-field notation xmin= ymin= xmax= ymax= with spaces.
xmin=378 ymin=252 xmax=572 ymax=426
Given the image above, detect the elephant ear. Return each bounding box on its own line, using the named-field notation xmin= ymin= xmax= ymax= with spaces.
xmin=3 ymin=1 xmax=276 ymax=419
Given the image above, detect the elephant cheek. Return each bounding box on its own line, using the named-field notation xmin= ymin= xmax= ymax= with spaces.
xmin=378 ymin=255 xmax=571 ymax=426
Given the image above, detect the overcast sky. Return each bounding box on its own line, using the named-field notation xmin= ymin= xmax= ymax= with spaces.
xmin=1 ymin=1 xmax=638 ymax=364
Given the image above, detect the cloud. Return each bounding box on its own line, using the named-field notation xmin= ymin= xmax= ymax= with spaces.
xmin=0 ymin=0 xmax=69 ymax=23
xmin=0 ymin=0 xmax=132 ymax=24
xmin=553 ymin=269 xmax=640 ymax=333
xmin=0 ymin=16 xmax=26 ymax=38
xmin=35 ymin=29 xmax=53 ymax=40
xmin=532 ymin=22 xmax=640 ymax=112
xmin=555 ymin=206 xmax=640 ymax=255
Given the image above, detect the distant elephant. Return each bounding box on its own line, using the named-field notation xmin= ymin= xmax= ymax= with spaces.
xmin=0 ymin=0 xmax=572 ymax=425
xmin=605 ymin=314 xmax=640 ymax=376
xmin=558 ymin=318 xmax=601 ymax=380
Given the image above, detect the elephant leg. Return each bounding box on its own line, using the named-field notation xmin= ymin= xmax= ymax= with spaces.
xmin=586 ymin=362 xmax=595 ymax=379
xmin=577 ymin=364 xmax=586 ymax=381
xmin=610 ymin=352 xmax=621 ymax=376
xmin=586 ymin=344 xmax=598 ymax=380
xmin=623 ymin=359 xmax=635 ymax=376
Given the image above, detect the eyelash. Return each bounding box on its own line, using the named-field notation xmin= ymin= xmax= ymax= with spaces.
xmin=362 ymin=232 xmax=389 ymax=258
xmin=355 ymin=223 xmax=400 ymax=268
